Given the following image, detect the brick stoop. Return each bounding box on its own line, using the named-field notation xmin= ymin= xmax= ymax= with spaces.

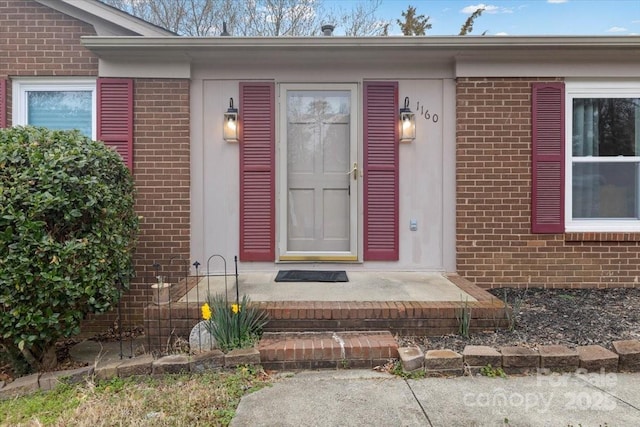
xmin=257 ymin=331 xmax=399 ymax=371
xmin=144 ymin=275 xmax=508 ymax=351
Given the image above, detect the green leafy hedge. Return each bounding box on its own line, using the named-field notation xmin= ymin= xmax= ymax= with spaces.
xmin=0 ymin=127 xmax=139 ymax=371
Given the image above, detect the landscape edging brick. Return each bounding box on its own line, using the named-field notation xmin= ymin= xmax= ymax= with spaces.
xmin=2 ymin=338 xmax=639 ymax=400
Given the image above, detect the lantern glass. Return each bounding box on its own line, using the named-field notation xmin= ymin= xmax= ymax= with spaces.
xmin=223 ymin=111 xmax=239 ymax=142
xmin=400 ymin=111 xmax=416 ymax=142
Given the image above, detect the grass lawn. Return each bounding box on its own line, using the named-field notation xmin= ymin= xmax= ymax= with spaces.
xmin=0 ymin=365 xmax=270 ymax=426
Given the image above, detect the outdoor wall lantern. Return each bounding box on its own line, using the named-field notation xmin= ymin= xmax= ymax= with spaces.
xmin=399 ymin=96 xmax=416 ymax=142
xmin=223 ymin=97 xmax=239 ymax=142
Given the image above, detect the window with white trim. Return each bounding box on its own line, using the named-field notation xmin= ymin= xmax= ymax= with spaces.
xmin=566 ymin=81 xmax=640 ymax=231
xmin=12 ymin=79 xmax=96 ymax=139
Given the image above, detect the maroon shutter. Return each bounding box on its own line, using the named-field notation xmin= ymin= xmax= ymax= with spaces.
xmin=97 ymin=78 xmax=134 ymax=171
xmin=531 ymin=82 xmax=565 ymax=233
xmin=239 ymin=82 xmax=275 ymax=261
xmin=0 ymin=79 xmax=6 ymax=128
xmin=364 ymin=81 xmax=399 ymax=260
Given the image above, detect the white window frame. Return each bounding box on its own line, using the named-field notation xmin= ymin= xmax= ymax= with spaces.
xmin=565 ymin=80 xmax=640 ymax=232
xmin=12 ymin=78 xmax=97 ymax=140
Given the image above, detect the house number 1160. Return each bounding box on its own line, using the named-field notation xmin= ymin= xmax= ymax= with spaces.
xmin=415 ymin=101 xmax=439 ymax=123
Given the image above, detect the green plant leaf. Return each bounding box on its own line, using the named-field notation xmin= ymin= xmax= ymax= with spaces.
xmin=203 ymin=293 xmax=269 ymax=353
xmin=0 ymin=126 xmax=139 ymax=372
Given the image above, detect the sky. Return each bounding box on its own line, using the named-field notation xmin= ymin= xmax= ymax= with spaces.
xmin=330 ymin=0 xmax=640 ymax=36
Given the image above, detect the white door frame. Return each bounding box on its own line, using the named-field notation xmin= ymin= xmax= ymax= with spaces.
xmin=277 ymin=83 xmax=359 ymax=261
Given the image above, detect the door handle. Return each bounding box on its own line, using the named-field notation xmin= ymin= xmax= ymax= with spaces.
xmin=346 ymin=162 xmax=358 ymax=180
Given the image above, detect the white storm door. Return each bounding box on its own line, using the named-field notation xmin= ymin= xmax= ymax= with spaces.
xmin=279 ymin=85 xmax=358 ymax=260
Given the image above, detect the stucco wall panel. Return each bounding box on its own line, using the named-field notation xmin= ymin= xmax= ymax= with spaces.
xmin=192 ymin=75 xmax=455 ymax=271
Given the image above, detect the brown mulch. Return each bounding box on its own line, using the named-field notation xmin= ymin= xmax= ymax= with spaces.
xmin=400 ymin=287 xmax=640 ymax=353
xmin=3 ymin=288 xmax=639 ymax=382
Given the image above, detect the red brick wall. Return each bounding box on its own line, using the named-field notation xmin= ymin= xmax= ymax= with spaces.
xmin=456 ymin=77 xmax=640 ymax=290
xmin=130 ymin=78 xmax=191 ymax=302
xmin=0 ymin=0 xmax=99 ymax=123
xmin=1 ymin=1 xmax=191 ymax=332
xmin=81 ymin=78 xmax=191 ymax=335
xmin=80 ymin=78 xmax=191 ymax=335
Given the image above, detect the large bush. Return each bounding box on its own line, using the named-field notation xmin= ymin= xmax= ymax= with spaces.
xmin=0 ymin=127 xmax=139 ymax=371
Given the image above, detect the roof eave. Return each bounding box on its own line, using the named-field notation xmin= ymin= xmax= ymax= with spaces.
xmin=81 ymin=35 xmax=640 ymax=65
xmin=81 ymin=35 xmax=640 ymax=49
xmin=36 ymin=0 xmax=175 ymax=36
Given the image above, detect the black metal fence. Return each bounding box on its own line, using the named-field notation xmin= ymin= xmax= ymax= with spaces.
xmin=113 ymin=254 xmax=241 ymax=359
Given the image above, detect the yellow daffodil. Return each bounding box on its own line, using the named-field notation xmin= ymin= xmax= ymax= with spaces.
xmin=201 ymin=302 xmax=212 ymax=320
xmin=231 ymin=304 xmax=241 ymax=314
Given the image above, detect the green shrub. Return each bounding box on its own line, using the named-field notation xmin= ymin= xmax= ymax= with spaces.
xmin=0 ymin=126 xmax=139 ymax=372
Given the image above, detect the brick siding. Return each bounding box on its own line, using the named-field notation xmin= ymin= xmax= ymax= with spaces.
xmin=456 ymin=77 xmax=640 ymax=289
xmin=82 ymin=78 xmax=191 ymax=334
xmin=0 ymin=0 xmax=99 ymax=123
xmin=4 ymin=0 xmax=636 ymax=338
xmin=1 ymin=1 xmax=190 ymax=333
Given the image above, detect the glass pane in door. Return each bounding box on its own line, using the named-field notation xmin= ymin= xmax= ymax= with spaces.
xmin=287 ymin=90 xmax=351 ymax=252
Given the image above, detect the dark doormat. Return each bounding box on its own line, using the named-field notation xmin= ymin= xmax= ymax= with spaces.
xmin=275 ymin=270 xmax=348 ymax=282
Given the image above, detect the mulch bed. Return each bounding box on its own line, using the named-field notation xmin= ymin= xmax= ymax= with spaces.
xmin=3 ymin=287 xmax=640 ymax=382
xmin=400 ymin=287 xmax=640 ymax=353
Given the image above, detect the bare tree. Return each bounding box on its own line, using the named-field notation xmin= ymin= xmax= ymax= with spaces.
xmin=185 ymin=0 xmax=242 ymax=36
xmin=186 ymin=0 xmax=216 ymax=36
xmin=240 ymin=0 xmax=324 ymax=36
xmin=147 ymin=0 xmax=188 ymax=34
xmin=100 ymin=0 xmax=485 ymax=37
xmin=238 ymin=0 xmax=388 ymax=36
xmin=215 ymin=0 xmax=242 ymax=36
xmin=100 ymin=0 xmax=239 ymax=36
xmin=101 ymin=0 xmax=155 ymax=24
xmin=100 ymin=0 xmax=389 ymax=36
xmin=336 ymin=0 xmax=390 ymax=37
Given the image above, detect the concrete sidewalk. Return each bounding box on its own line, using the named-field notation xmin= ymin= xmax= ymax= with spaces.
xmin=231 ymin=370 xmax=640 ymax=427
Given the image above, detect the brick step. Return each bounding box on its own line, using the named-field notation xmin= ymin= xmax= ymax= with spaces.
xmin=145 ymin=299 xmax=509 ymax=351
xmin=257 ymin=331 xmax=399 ymax=371
xmin=143 ymin=275 xmax=509 ymax=352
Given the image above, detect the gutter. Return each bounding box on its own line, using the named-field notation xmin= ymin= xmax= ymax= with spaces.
xmin=82 ymin=35 xmax=640 ymax=50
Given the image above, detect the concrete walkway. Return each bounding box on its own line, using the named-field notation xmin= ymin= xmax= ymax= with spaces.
xmin=231 ymin=369 xmax=640 ymax=427
xmin=180 ymin=272 xmax=477 ymax=303
xmin=69 ymin=338 xmax=148 ymax=366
